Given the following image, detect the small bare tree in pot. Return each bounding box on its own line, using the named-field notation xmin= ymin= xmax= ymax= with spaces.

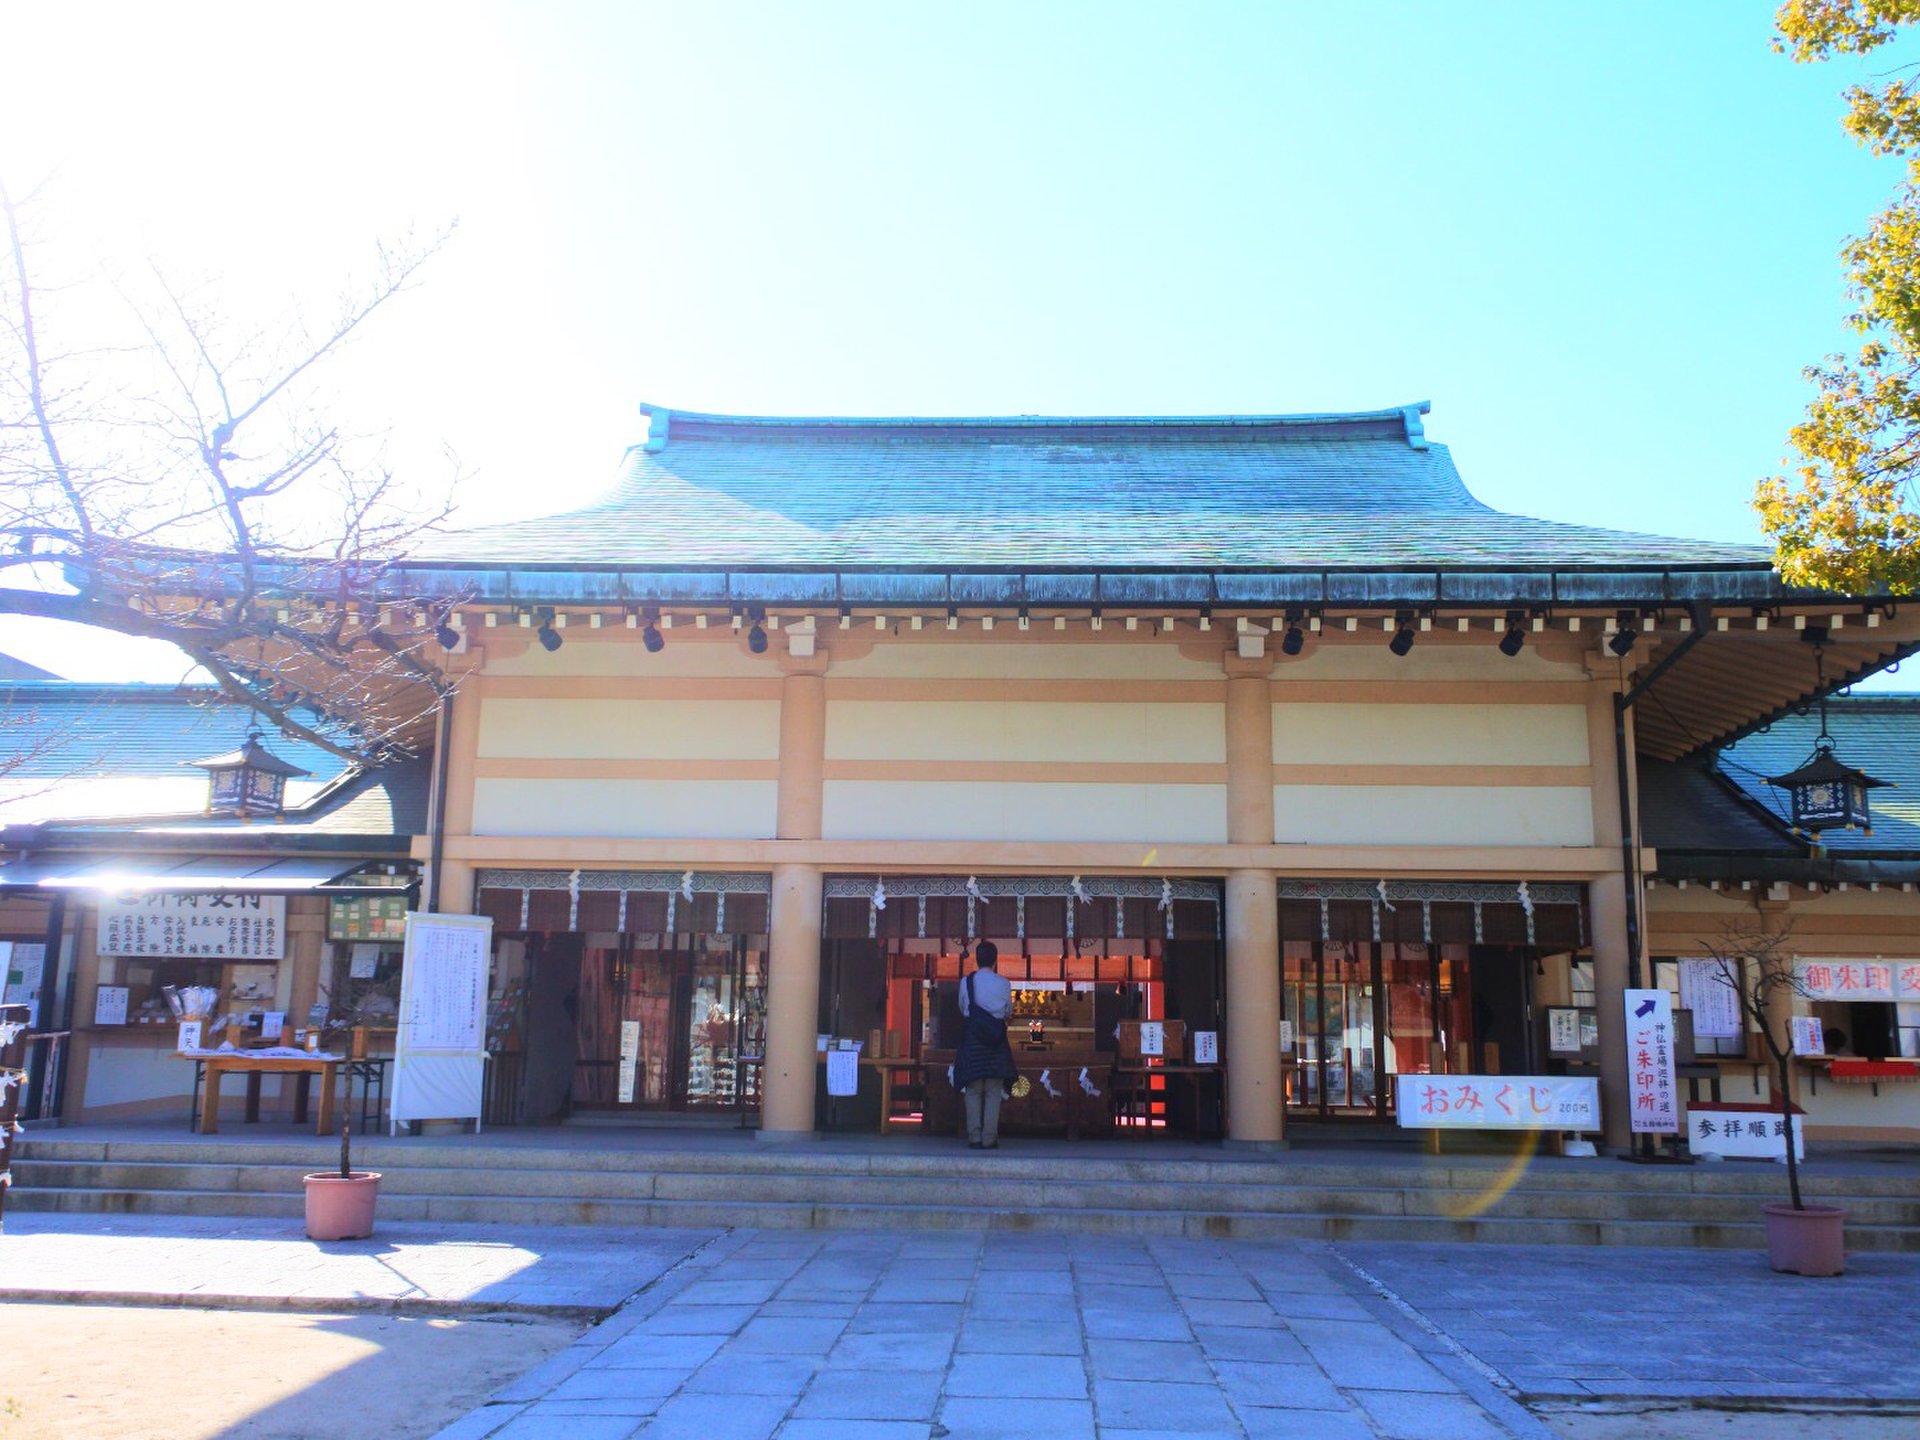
xmin=1702 ymin=923 xmax=1842 ymax=1275
xmin=302 ymin=1115 xmax=381 ymax=1242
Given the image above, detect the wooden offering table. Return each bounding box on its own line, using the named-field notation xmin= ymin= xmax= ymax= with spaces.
xmin=817 ymin=1052 xmax=926 ymax=1133
xmin=191 ymin=1051 xmax=345 ymax=1135
xmin=1112 ymin=1063 xmax=1226 ymax=1140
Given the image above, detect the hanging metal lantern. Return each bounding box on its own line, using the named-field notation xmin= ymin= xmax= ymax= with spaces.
xmin=187 ymin=733 xmax=311 ymax=817
xmin=1766 ymin=638 xmax=1891 ymax=835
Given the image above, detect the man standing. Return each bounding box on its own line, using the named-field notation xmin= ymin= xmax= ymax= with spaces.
xmin=955 ymin=941 xmax=1015 ymax=1149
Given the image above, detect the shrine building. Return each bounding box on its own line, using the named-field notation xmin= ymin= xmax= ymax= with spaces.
xmin=385 ymin=402 xmax=1920 ymax=1148
xmin=9 ymin=401 xmax=1920 ymax=1148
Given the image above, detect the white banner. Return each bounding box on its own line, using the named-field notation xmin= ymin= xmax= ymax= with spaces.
xmin=1797 ymin=959 xmax=1920 ymax=1003
xmin=1678 ymin=959 xmax=1742 ymax=1039
xmin=1626 ymin=988 xmax=1679 ymax=1134
xmin=1395 ymin=1074 xmax=1600 ymax=1130
xmin=391 ymin=912 xmax=493 ymax=1132
xmin=98 ymin=893 xmax=285 ymax=959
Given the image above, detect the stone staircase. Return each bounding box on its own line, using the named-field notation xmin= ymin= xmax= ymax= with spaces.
xmin=10 ymin=1131 xmax=1920 ymax=1249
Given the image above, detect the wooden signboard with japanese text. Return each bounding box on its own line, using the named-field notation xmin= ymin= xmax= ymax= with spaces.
xmin=98 ymin=893 xmax=285 ymax=960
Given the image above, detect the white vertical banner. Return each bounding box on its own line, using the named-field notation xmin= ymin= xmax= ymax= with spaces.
xmin=1624 ymin=988 xmax=1679 ymax=1135
xmin=391 ymin=912 xmax=494 ymax=1134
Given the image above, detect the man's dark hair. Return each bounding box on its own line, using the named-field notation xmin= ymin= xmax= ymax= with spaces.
xmin=975 ymin=941 xmax=999 ymax=969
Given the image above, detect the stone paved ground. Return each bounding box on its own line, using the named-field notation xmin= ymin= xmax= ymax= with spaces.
xmin=9 ymin=1215 xmax=1920 ymax=1439
xmin=444 ymin=1229 xmax=1551 ymax=1440
xmin=1336 ymin=1241 xmax=1920 ymax=1406
xmin=0 ymin=1213 xmax=719 ymax=1316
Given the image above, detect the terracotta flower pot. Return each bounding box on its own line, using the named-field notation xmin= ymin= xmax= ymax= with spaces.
xmin=303 ymin=1171 xmax=382 ymax=1241
xmin=1762 ymin=1201 xmax=1845 ymax=1277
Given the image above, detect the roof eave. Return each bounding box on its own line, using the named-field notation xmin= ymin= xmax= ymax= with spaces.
xmin=374 ymin=561 xmax=1788 ymax=610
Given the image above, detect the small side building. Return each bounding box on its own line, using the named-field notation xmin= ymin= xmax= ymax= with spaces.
xmin=1645 ymin=696 xmax=1920 ymax=1144
xmin=0 ymin=682 xmax=423 ymax=1124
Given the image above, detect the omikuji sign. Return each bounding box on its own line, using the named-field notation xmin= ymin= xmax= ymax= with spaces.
xmin=97 ymin=893 xmax=286 ymax=960
xmin=1394 ymin=1075 xmax=1600 ymax=1130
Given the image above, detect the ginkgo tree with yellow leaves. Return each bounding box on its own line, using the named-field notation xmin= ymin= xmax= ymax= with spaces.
xmin=1760 ymin=0 xmax=1920 ymax=593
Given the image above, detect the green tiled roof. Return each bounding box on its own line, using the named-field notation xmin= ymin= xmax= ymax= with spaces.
xmin=0 ymin=683 xmax=424 ymax=837
xmin=415 ymin=404 xmax=1771 ymax=574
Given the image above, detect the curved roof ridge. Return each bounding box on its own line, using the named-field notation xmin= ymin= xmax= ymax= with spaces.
xmin=639 ymin=401 xmax=1433 ymax=451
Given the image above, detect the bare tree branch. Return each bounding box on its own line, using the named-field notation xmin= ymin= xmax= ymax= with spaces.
xmin=0 ymin=180 xmax=466 ymax=764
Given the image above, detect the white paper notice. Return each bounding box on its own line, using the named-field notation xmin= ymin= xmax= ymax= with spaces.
xmin=1625 ymin=988 xmax=1680 ymax=1135
xmin=1279 ymin=1020 xmax=1294 ymax=1052
xmin=261 ymin=1011 xmax=285 ymax=1041
xmin=1548 ymin=1009 xmax=1582 ymax=1054
xmin=94 ymin=985 xmax=129 ymax=1026
xmin=826 ymin=1047 xmax=859 ymax=1096
xmin=1192 ymin=1030 xmax=1219 ymax=1065
xmin=1679 ymin=959 xmax=1742 ymax=1039
xmin=1138 ymin=1021 xmax=1164 ymax=1057
xmin=176 ymin=1020 xmax=202 ymax=1052
xmin=1 ymin=942 xmax=44 ymax=1010
xmin=1791 ymin=1015 xmax=1826 ymax=1056
xmin=399 ymin=916 xmax=490 ymax=1053
xmin=618 ymin=1019 xmax=641 ymax=1104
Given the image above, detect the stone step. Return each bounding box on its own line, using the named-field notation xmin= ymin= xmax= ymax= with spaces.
xmin=10 ymin=1184 xmax=1920 ymax=1252
xmin=15 ymin=1154 xmax=1920 ymax=1227
xmin=18 ymin=1135 xmax=1917 ymax=1199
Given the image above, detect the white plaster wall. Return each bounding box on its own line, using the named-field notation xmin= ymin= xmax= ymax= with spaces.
xmin=830 ymin=641 xmax=1221 ymax=681
xmin=1272 ymin=646 xmax=1587 ymax=683
xmin=1272 ymin=785 xmax=1594 ymax=845
xmin=1271 ymin=704 xmax=1589 ymax=766
xmin=483 ymin=635 xmax=773 ymax=678
xmin=823 ymin=780 xmax=1228 ymax=843
xmin=827 ymin=700 xmax=1225 ymax=764
xmin=83 ymin=1045 xmax=194 ymax=1108
xmin=478 ymin=698 xmax=781 ymax=760
xmin=473 ymin=778 xmax=778 ymax=838
xmin=1802 ymin=1080 xmax=1920 ymax=1133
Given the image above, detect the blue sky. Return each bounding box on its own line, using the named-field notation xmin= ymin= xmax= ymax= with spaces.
xmin=0 ymin=2 xmax=1904 ymax=680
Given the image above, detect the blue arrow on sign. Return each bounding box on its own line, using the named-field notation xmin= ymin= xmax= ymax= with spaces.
xmin=1633 ymin=998 xmax=1657 ymax=1018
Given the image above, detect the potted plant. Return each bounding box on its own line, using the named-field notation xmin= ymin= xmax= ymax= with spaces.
xmin=303 ymin=1117 xmax=380 ymax=1241
xmin=1703 ymin=924 xmax=1842 ymax=1275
